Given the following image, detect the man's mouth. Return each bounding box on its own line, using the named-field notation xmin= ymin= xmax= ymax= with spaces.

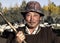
xmin=29 ymin=22 xmax=35 ymax=24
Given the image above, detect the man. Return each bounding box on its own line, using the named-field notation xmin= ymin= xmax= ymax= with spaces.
xmin=7 ymin=1 xmax=60 ymax=43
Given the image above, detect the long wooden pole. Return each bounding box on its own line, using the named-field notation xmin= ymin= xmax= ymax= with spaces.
xmin=0 ymin=12 xmax=17 ymax=33
xmin=0 ymin=12 xmax=26 ymax=43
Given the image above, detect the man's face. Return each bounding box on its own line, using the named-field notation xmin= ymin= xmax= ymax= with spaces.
xmin=25 ymin=12 xmax=41 ymax=28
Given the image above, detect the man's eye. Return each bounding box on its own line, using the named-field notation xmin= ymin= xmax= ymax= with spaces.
xmin=26 ymin=14 xmax=30 ymax=16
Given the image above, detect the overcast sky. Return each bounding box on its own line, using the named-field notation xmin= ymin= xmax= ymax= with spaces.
xmin=0 ymin=0 xmax=60 ymax=8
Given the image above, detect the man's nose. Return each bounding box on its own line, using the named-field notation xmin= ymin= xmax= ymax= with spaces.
xmin=30 ymin=16 xmax=34 ymax=21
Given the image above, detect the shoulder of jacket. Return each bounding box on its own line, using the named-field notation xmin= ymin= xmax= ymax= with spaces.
xmin=40 ymin=25 xmax=52 ymax=31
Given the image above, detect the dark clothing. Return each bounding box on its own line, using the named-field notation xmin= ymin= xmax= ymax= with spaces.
xmin=7 ymin=26 xmax=60 ymax=43
xmin=0 ymin=37 xmax=7 ymax=43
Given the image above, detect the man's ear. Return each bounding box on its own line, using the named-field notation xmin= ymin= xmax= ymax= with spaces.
xmin=40 ymin=17 xmax=42 ymax=21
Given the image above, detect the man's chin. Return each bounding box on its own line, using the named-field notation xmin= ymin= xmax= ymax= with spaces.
xmin=28 ymin=25 xmax=37 ymax=28
xmin=26 ymin=23 xmax=38 ymax=28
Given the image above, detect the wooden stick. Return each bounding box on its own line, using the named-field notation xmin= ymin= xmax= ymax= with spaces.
xmin=0 ymin=12 xmax=17 ymax=33
xmin=0 ymin=12 xmax=27 ymax=43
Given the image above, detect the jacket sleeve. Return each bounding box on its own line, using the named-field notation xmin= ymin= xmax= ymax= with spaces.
xmin=6 ymin=31 xmax=16 ymax=43
xmin=6 ymin=27 xmax=25 ymax=43
xmin=52 ymin=31 xmax=60 ymax=43
xmin=48 ymin=27 xmax=60 ymax=43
